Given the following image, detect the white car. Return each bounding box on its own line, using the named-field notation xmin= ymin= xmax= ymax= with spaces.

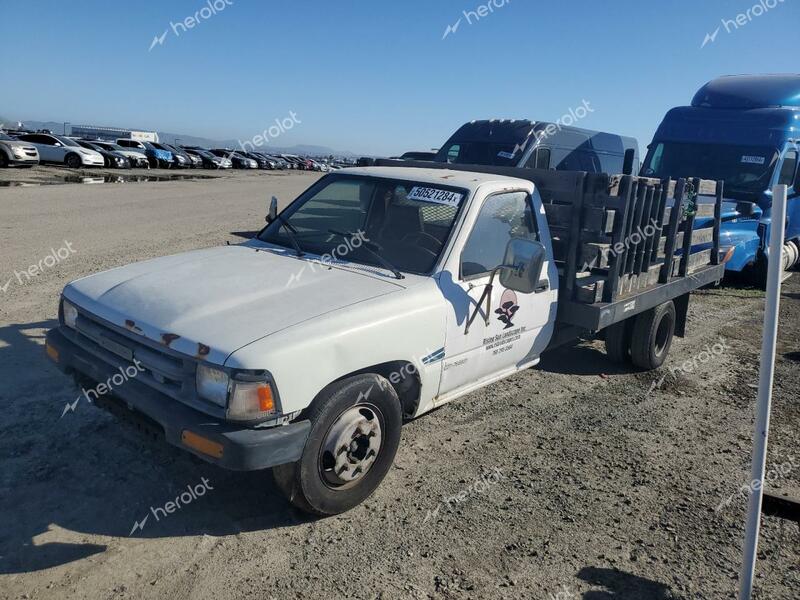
xmin=0 ymin=132 xmax=39 ymax=167
xmin=46 ymin=165 xmax=723 ymax=515
xmin=16 ymin=133 xmax=104 ymax=168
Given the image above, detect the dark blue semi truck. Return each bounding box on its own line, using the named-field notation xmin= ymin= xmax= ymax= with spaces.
xmin=641 ymin=74 xmax=800 ymax=283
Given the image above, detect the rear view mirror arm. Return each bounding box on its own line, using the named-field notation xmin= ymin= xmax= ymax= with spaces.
xmin=464 ymin=264 xmax=509 ymax=334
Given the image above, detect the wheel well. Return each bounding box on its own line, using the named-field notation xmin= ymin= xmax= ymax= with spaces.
xmin=334 ymin=361 xmax=421 ymax=420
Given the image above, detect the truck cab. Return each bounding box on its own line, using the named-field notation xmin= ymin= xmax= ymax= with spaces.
xmin=641 ymin=74 xmax=800 ymax=279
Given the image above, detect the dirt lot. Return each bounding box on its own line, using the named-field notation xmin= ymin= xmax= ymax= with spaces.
xmin=0 ymin=170 xmax=797 ymax=600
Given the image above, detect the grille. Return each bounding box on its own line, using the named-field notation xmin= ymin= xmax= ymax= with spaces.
xmin=69 ymin=311 xmax=205 ymax=410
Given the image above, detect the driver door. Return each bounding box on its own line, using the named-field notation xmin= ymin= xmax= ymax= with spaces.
xmin=436 ymin=190 xmax=557 ymax=401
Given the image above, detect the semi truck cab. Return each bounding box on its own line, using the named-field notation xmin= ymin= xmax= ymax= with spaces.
xmin=642 ymin=74 xmax=800 ymax=280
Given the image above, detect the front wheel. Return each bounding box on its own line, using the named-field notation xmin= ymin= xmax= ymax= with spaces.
xmin=272 ymin=374 xmax=402 ymax=516
xmin=65 ymin=153 xmax=82 ymax=169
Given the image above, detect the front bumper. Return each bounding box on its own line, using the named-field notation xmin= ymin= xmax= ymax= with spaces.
xmin=8 ymin=156 xmax=39 ymax=166
xmin=46 ymin=326 xmax=310 ymax=471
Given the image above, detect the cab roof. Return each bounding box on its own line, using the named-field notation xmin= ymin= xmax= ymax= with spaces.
xmin=336 ymin=166 xmax=531 ymax=192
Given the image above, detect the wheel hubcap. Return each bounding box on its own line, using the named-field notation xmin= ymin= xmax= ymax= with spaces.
xmin=320 ymin=404 xmax=383 ymax=487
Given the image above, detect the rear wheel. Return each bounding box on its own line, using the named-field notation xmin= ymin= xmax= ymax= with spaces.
xmin=272 ymin=374 xmax=402 ymax=516
xmin=65 ymin=153 xmax=82 ymax=169
xmin=604 ymin=318 xmax=633 ymax=363
xmin=630 ymin=301 xmax=676 ymax=370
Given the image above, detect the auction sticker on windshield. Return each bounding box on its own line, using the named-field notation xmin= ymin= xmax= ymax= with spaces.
xmin=407 ymin=186 xmax=464 ymax=207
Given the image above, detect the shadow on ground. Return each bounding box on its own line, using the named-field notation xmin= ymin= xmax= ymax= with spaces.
xmin=578 ymin=566 xmax=676 ymax=599
xmin=0 ymin=320 xmax=311 ymax=575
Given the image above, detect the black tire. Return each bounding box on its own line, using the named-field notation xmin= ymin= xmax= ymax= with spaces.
xmin=630 ymin=301 xmax=676 ymax=370
xmin=65 ymin=153 xmax=82 ymax=169
xmin=0 ymin=151 xmax=8 ymax=168
xmin=272 ymin=373 xmax=402 ymax=516
xmin=604 ymin=318 xmax=633 ymax=363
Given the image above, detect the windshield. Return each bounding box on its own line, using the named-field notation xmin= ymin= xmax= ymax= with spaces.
xmin=642 ymin=142 xmax=779 ymax=198
xmin=53 ymin=135 xmax=80 ymax=147
xmin=436 ymin=139 xmax=530 ymax=167
xmin=257 ymin=174 xmax=468 ymax=274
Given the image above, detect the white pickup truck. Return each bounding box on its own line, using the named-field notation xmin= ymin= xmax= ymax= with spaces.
xmin=46 ymin=163 xmax=724 ymax=515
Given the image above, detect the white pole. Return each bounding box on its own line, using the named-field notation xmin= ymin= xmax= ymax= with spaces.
xmin=738 ymin=184 xmax=788 ymax=599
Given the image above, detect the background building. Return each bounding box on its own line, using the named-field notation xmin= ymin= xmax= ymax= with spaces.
xmin=70 ymin=124 xmax=158 ymax=142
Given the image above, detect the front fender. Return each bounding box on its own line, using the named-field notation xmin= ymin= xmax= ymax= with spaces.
xmin=225 ymin=280 xmax=447 ymax=417
xmin=720 ymin=221 xmax=761 ymax=272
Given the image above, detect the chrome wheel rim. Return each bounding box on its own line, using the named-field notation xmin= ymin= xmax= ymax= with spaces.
xmin=319 ymin=403 xmax=383 ymax=488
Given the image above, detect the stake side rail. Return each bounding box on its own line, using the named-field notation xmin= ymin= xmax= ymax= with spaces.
xmin=371 ymin=159 xmax=723 ymax=330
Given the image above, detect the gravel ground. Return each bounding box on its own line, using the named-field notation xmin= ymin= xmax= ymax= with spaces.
xmin=0 ymin=170 xmax=797 ymax=600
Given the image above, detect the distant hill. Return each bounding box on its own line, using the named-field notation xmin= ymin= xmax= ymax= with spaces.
xmin=7 ymin=119 xmax=357 ymax=157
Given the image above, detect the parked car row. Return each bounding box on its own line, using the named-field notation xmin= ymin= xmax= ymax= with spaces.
xmin=0 ymin=129 xmax=356 ymax=171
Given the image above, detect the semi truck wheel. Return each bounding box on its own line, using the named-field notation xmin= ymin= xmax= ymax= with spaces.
xmin=272 ymin=373 xmax=402 ymax=516
xmin=604 ymin=319 xmax=633 ymax=363
xmin=630 ymin=301 xmax=676 ymax=370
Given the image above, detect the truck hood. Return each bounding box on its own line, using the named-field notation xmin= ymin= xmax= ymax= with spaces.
xmin=64 ymin=244 xmax=405 ymax=365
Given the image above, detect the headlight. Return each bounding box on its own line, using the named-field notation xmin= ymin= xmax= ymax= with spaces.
xmin=196 ymin=364 xmax=229 ymax=407
xmin=12 ymin=147 xmax=25 ymax=157
xmin=227 ymin=377 xmax=276 ymax=421
xmin=63 ymin=299 xmax=79 ymax=329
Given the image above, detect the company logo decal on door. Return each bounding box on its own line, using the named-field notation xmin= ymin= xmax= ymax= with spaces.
xmin=495 ymin=289 xmax=519 ymax=329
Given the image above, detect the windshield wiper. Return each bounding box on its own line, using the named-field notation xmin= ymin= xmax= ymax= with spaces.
xmin=276 ymin=216 xmax=304 ymax=257
xmin=328 ymin=229 xmax=404 ymax=280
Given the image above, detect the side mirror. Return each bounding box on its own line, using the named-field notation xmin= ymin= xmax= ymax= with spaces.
xmin=463 ymin=238 xmax=549 ymax=334
xmin=498 ymin=238 xmax=547 ymax=294
xmin=622 ymin=148 xmax=635 ymax=175
xmin=267 ymin=196 xmax=278 ymax=223
xmin=54 ymin=142 xmax=62 ymax=147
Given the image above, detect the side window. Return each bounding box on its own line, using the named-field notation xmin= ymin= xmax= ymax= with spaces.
xmin=598 ymin=153 xmax=624 ymax=175
xmin=554 ymin=149 xmax=583 ymax=171
xmin=778 ymin=150 xmax=798 ymax=186
xmin=446 ymin=144 xmax=461 ymax=163
xmin=524 ymin=147 xmax=551 ymax=170
xmin=461 ymin=191 xmax=537 ymax=279
xmin=40 ymin=135 xmax=57 ymax=146
xmin=579 ymin=151 xmax=602 ymax=173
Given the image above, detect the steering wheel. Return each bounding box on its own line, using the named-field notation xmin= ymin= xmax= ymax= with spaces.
xmin=402 ymin=231 xmax=443 ymax=254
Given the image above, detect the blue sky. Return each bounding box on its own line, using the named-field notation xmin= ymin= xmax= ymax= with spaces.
xmin=1 ymin=0 xmax=797 ymax=155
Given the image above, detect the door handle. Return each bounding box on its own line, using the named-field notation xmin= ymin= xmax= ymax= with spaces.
xmin=534 ymin=280 xmax=549 ymax=294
